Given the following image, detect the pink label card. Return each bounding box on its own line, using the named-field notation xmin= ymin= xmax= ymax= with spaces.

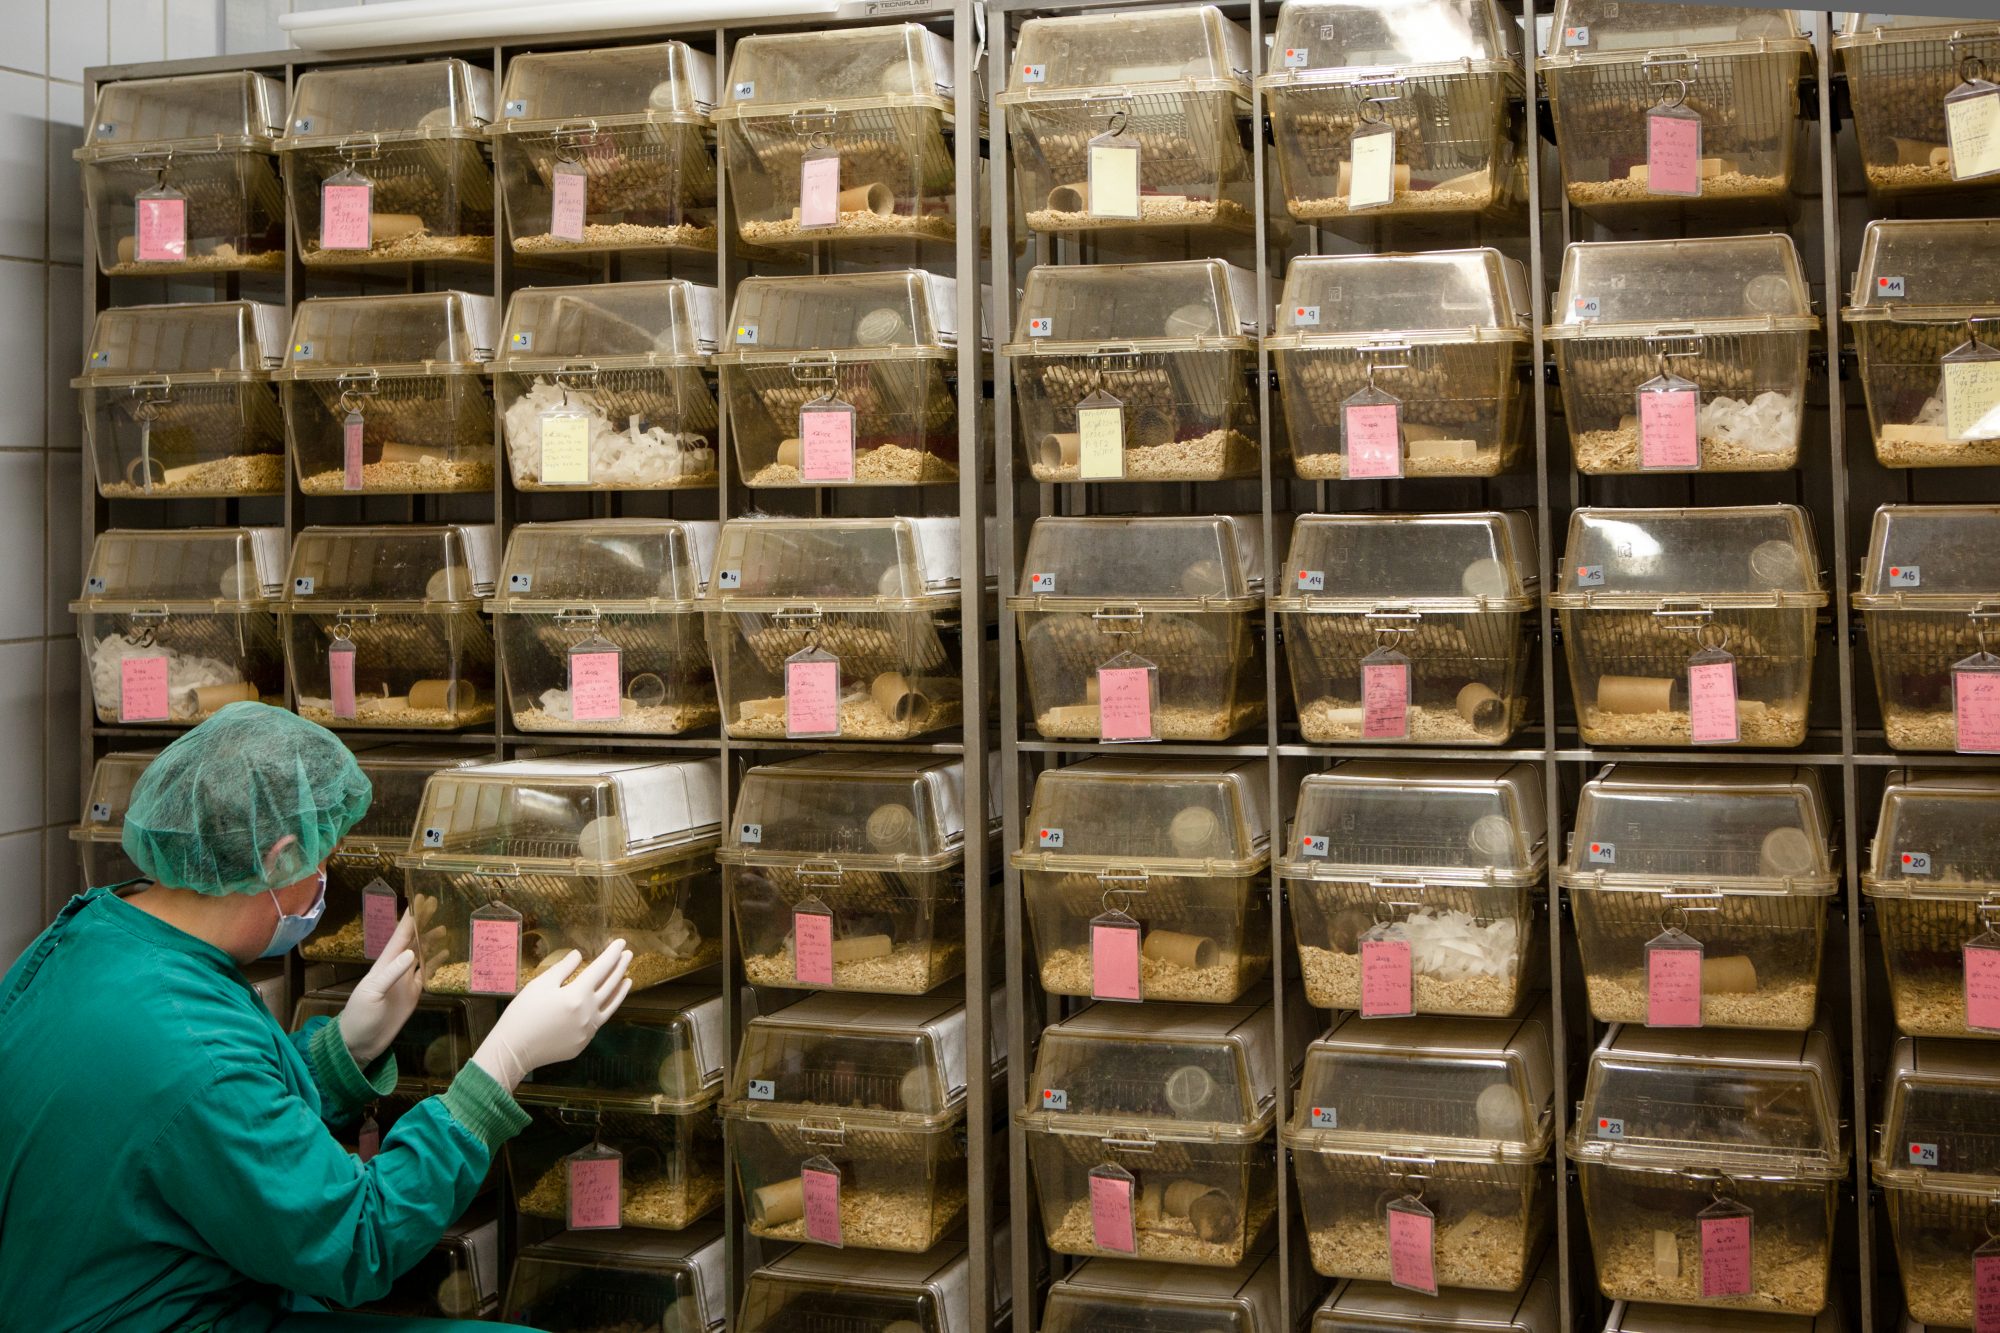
xmin=1975 ymin=1251 xmax=2000 ymax=1333
xmin=800 ymin=154 xmax=840 ymax=229
xmin=361 ymin=883 xmax=397 ymax=960
xmin=793 ymin=909 xmax=835 ymax=986
xmin=1360 ymin=938 xmax=1413 ymax=1017
xmin=785 ymin=658 xmax=841 ymax=738
xmin=568 ymin=1153 xmax=622 ymax=1230
xmin=1089 ymin=1173 xmax=1137 ymax=1254
xmin=1090 ymin=919 xmax=1143 ymax=1001
xmin=119 ymin=654 xmax=170 ymax=723
xmin=551 ymin=168 xmax=588 ymax=243
xmin=343 ymin=414 xmax=365 ymax=491
xmin=136 ymin=194 xmax=186 ymax=263
xmin=568 ymin=649 xmax=622 ymax=722
xmin=320 ymin=181 xmax=373 ymax=251
xmin=330 ymin=644 xmax=357 ymax=720
xmin=1097 ymin=666 xmax=1154 ymax=743
xmin=1647 ymin=109 xmax=1703 ymax=196
xmin=802 ymin=1164 xmax=843 ymax=1245
xmin=468 ymin=916 xmax=522 ymax=995
xmin=1647 ymin=946 xmax=1704 ymax=1027
xmin=1361 ymin=660 xmax=1410 ymax=740
xmin=1688 ymin=659 xmax=1740 ymax=744
xmin=1956 ymin=669 xmax=2000 ymax=753
xmin=1344 ymin=401 xmax=1403 ymax=480
xmin=1699 ymin=1214 xmax=1753 ymax=1298
xmin=1966 ymin=943 xmax=2000 ymax=1032
xmin=1387 ymin=1207 xmax=1438 ymax=1295
xmin=800 ymin=407 xmax=856 ymax=483
xmin=1640 ymin=387 xmax=1701 ymax=469
xmin=356 ymin=1115 xmax=380 ymax=1164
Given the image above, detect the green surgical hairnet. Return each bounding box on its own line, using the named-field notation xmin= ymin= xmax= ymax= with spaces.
xmin=121 ymin=702 xmax=373 ymax=896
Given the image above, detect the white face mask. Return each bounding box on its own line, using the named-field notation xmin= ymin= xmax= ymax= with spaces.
xmin=259 ymin=869 xmax=327 ymax=959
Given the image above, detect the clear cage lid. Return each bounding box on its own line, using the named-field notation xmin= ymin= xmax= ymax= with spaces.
xmin=1847 ymin=219 xmax=2000 ymax=321
xmin=1877 ymin=1036 xmax=2000 ymax=1191
xmin=1011 ymin=515 xmax=1268 ymax=609
xmin=1558 ymin=765 xmax=1835 ymax=895
xmin=343 ymin=745 xmax=485 ymax=850
xmin=1315 ymin=1248 xmax=1559 ymax=1331
xmin=716 ymin=23 xmax=957 ymax=116
xmin=511 ymin=1223 xmax=726 ymax=1333
xmin=74 ymin=526 xmax=287 ymax=611
xmin=1603 ymin=1300 xmax=1843 ymax=1332
xmin=739 ymin=1238 xmax=988 ymax=1333
xmin=716 ymin=271 xmax=975 ymax=362
xmin=998 ymin=5 xmax=1253 ymax=101
xmin=1548 ymin=236 xmax=1814 ymax=338
xmin=723 ymin=991 xmax=1001 ymax=1131
xmin=515 ymin=984 xmax=726 ymax=1114
xmin=1540 ymin=2 xmax=1804 ymax=60
xmin=1855 ymin=505 xmax=2000 ymax=608
xmin=80 ymin=71 xmax=284 ymax=157
xmin=1287 ymin=1002 xmax=1555 ymax=1162
xmin=280 ymin=58 xmax=494 ymax=145
xmin=1569 ymin=1026 xmax=1847 ymax=1176
xmin=293 ymin=981 xmax=492 ymax=1091
xmin=490 ymin=519 xmax=717 ymax=614
xmin=1021 ymin=1000 xmax=1284 ymax=1141
xmin=403 ymin=757 xmax=722 ymax=872
xmin=281 ymin=293 xmax=498 ymax=379
xmin=1835 ymin=12 xmax=1988 ymax=45
xmin=1014 ymin=757 xmax=1273 ymax=877
xmin=1864 ymin=770 xmax=2000 ymax=898
xmin=1548 ymin=506 xmax=1827 ymax=609
xmin=74 ymin=749 xmax=161 ymax=840
xmin=1267 ymin=250 xmax=1530 ymax=348
xmin=1280 ymin=761 xmax=1547 ymax=886
xmin=1044 ymin=1250 xmax=1285 ymax=1333
xmin=494 ymin=280 xmax=718 ymax=372
xmin=1006 ymin=261 xmax=1262 ymax=352
xmin=709 ymin=516 xmax=962 ymax=608
xmin=1272 ymin=511 xmax=1537 ymax=613
xmin=720 ymin=754 xmax=980 ymax=873
xmin=284 ymin=524 xmax=499 ymax=608
xmin=76 ymin=301 xmax=288 ymax=386
xmin=497 ymin=41 xmax=716 ymax=127
xmin=1263 ymin=0 xmax=1518 ymax=81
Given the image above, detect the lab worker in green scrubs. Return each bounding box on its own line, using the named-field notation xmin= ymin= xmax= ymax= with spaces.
xmin=0 ymin=703 xmax=634 ymax=1331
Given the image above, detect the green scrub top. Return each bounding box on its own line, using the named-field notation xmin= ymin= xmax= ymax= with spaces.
xmin=0 ymin=888 xmax=534 ymax=1332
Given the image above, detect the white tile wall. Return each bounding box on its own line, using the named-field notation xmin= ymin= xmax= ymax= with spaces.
xmin=0 ymin=260 xmax=47 ymax=447
xmin=0 ymin=827 xmax=45 ymax=964
xmin=0 ymin=640 xmax=47 ymax=836
xmin=0 ymin=0 xmax=48 ymax=76
xmin=0 ymin=71 xmax=48 ymax=260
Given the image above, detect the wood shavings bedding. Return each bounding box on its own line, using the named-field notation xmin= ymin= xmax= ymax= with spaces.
xmin=1584 ymin=968 xmax=1818 ymax=1029
xmin=1592 ymin=1220 xmax=1829 ymax=1313
xmin=1038 ymin=944 xmax=1258 ymax=1002
xmin=1307 ymin=1208 xmax=1537 ymax=1289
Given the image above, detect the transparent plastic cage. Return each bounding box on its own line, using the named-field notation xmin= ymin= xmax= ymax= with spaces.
xmin=717 ymin=271 xmax=973 ymax=488
xmin=1538 ymin=4 xmax=1810 ymax=214
xmin=77 ymin=301 xmax=288 ymax=499
xmin=1285 ymin=1004 xmax=1554 ymax=1291
xmin=706 ymin=517 xmax=967 ymax=742
xmin=1011 ymin=515 xmax=1268 ymax=742
xmin=1557 ymin=766 xmax=1835 ymax=1032
xmin=1601 ymin=1299 xmax=1845 ymax=1332
xmin=1549 ymin=506 xmax=1826 ymax=748
xmin=1855 ymin=505 xmax=2000 ymax=751
xmin=1043 ymin=1250 xmax=1290 ymax=1333
xmin=1015 ymin=758 xmax=1274 ymax=1004
xmin=1000 ymin=6 xmax=1255 ymax=234
xmin=74 ymin=527 xmax=286 ymax=727
xmin=70 ymin=749 xmax=158 ymax=889
xmin=1836 ymin=14 xmax=2000 ymax=198
xmin=714 ymin=24 xmax=964 ymax=248
xmin=1020 ymin=1000 xmax=1291 ymax=1267
xmin=722 ymin=754 xmax=992 ymax=995
xmin=1279 ymin=762 xmax=1546 ymax=1018
xmin=281 ymin=524 xmax=498 ymax=731
xmin=1845 ymin=219 xmax=2000 ymax=469
xmin=511 ymin=987 xmax=726 ymax=1231
xmin=738 ymin=1237 xmax=998 ymax=1333
xmin=504 ymin=1224 xmax=726 ymax=1333
xmin=360 ymin=1207 xmax=502 ymax=1320
xmin=280 ymin=292 xmax=498 ymax=495
xmin=1549 ymin=237 xmax=1816 ymax=475
xmin=1268 ymin=250 xmax=1530 ymax=480
xmin=723 ymin=991 xmax=1000 ymax=1253
xmin=495 ymin=42 xmax=718 ymax=256
xmin=403 ymin=757 xmax=722 ymax=997
xmin=78 ymin=72 xmax=285 ymax=276
xmin=1273 ymin=512 xmax=1538 ymax=743
xmin=1260 ymin=0 xmax=1523 ymax=222
xmin=1863 ymin=770 xmax=2000 ymax=1039
xmin=1570 ymin=1026 xmax=1846 ymax=1314
xmin=290 ymin=982 xmax=494 ymax=1095
xmin=1006 ymin=261 xmax=1263 ymax=483
xmin=493 ymin=280 xmax=719 ymax=491
xmin=1314 ymin=1248 xmax=1561 ymax=1332
xmin=491 ymin=519 xmax=718 ymax=737
xmin=278 ymin=59 xmax=495 ymax=266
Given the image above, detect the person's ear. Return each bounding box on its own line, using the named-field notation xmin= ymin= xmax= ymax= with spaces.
xmin=260 ymin=834 xmax=302 ymax=887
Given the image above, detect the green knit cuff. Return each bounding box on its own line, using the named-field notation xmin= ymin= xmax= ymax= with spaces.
xmin=314 ymin=1017 xmax=398 ymax=1112
xmin=440 ymin=1061 xmax=530 ymax=1151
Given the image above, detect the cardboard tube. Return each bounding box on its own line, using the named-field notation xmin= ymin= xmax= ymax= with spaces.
xmin=775 ymin=438 xmax=803 ymax=470
xmin=1408 ymin=437 xmax=1479 ymax=461
xmin=832 ymin=934 xmax=893 ymax=963
xmin=740 ymin=697 xmax=788 ymax=721
xmin=1932 ymin=146 xmax=1953 ymax=170
xmin=1456 ymin=681 xmax=1505 ymax=729
xmin=1143 ymin=930 xmax=1217 ymax=970
xmin=1048 ymin=182 xmax=1087 ymax=212
xmin=379 ymin=441 xmax=448 ymax=463
xmin=1759 ymin=826 xmax=1817 ymax=879
xmin=1168 ymin=805 xmax=1220 ymax=855
xmin=1892 ymin=137 xmax=1947 ymax=167
xmin=751 ymin=1177 xmax=804 ymax=1227
xmin=1038 ymin=433 xmax=1080 ymax=469
xmin=436 ymin=1271 xmax=482 ymax=1318
xmin=189 ymin=681 xmax=259 ymax=714
xmin=1137 ymin=1181 xmax=1166 ymax=1223
xmin=627 ymin=672 xmax=667 ymax=707
xmin=1701 ymin=954 xmax=1758 ymax=993
xmin=1041 ymin=704 xmax=1100 ymax=732
xmin=371 ymin=213 xmax=427 ymax=241
xmin=871 ymin=671 xmax=926 ymax=724
xmin=1432 ymin=165 xmax=1492 ymax=194
xmin=424 ymin=566 xmax=469 ymax=602
xmin=1597 ymin=675 xmax=1674 ymax=714
xmin=866 ymin=803 xmax=917 ymax=851
xmin=408 ymin=678 xmax=475 ymax=711
xmin=1626 ymin=158 xmax=1729 ymax=185
xmin=1163 ymin=1179 xmax=1218 ymax=1216
xmin=1654 ymin=1229 xmax=1680 ymax=1279
xmin=125 ymin=456 xmax=189 ymax=488
xmin=1337 ymin=160 xmax=1413 ymax=196
xmin=1181 ymin=559 xmax=1226 ymax=597
xmin=116 ymin=235 xmax=136 ymax=263
xmin=1084 ymin=674 xmax=1101 ymax=704
xmin=837 ymin=182 xmax=893 ymax=215
xmin=899 ymin=1066 xmax=933 ymax=1112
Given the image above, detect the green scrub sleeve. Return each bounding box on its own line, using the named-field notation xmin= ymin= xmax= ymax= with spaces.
xmin=300 ymin=1018 xmax=397 ymax=1126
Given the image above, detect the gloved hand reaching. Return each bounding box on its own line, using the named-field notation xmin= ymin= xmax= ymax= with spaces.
xmin=339 ymin=911 xmax=425 ymax=1066
xmin=470 ymin=939 xmax=633 ymax=1094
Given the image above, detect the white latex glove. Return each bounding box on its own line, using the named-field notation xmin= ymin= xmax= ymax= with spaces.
xmin=470 ymin=939 xmax=633 ymax=1094
xmin=340 ymin=911 xmax=424 ymax=1066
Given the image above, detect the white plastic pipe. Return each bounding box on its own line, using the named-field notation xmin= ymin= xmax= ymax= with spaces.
xmin=281 ymin=0 xmax=837 ymax=50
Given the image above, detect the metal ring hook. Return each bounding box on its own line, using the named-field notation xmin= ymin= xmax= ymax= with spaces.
xmin=1656 ymin=77 xmax=1690 ymax=110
